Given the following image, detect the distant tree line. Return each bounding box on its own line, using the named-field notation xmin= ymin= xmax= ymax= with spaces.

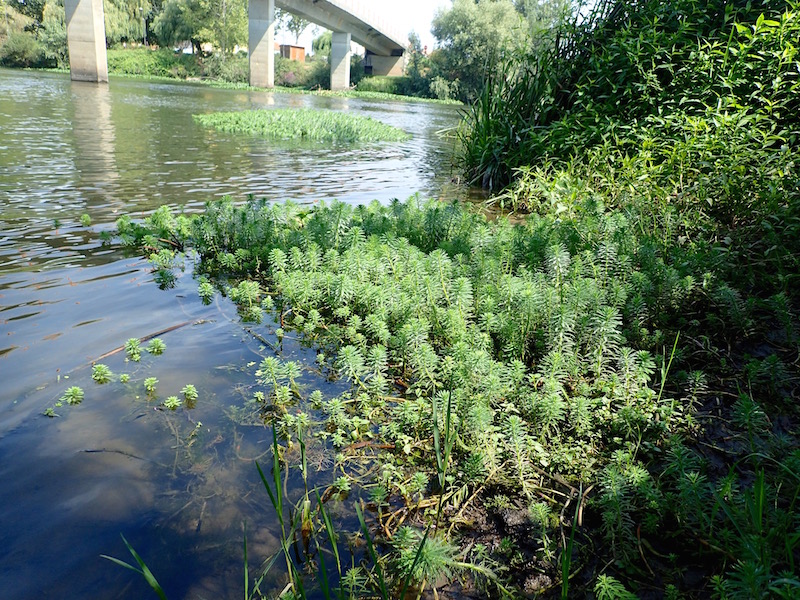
xmin=410 ymin=0 xmax=575 ymax=102
xmin=1 ymin=0 xmax=571 ymax=102
xmin=0 ymin=0 xmax=312 ymax=69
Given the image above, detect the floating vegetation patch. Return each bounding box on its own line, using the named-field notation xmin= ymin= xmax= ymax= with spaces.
xmin=193 ymin=108 xmax=411 ymax=143
xmin=313 ymin=89 xmax=463 ymax=105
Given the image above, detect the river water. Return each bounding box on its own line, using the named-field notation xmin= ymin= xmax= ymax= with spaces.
xmin=0 ymin=68 xmax=466 ymax=599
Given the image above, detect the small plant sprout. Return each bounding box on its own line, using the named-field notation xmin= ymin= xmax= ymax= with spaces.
xmin=79 ymin=214 xmax=91 ymax=227
xmin=91 ymin=364 xmax=113 ymax=384
xmin=334 ymin=476 xmax=351 ymax=493
xmin=119 ymin=373 xmax=130 ymax=383
xmin=125 ymin=338 xmax=141 ymax=362
xmin=144 ymin=377 xmax=158 ymax=395
xmin=61 ymin=386 xmax=84 ymax=406
xmin=163 ymin=396 xmax=181 ymax=410
xmin=180 ymin=384 xmax=198 ymax=403
xmin=146 ymin=338 xmax=166 ymax=355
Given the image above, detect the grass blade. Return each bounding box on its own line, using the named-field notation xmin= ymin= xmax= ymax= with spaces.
xmin=356 ymin=502 xmax=388 ymax=600
xmin=101 ymin=534 xmax=168 ymax=600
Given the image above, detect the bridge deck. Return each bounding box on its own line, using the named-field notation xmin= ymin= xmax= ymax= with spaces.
xmin=277 ymin=0 xmax=407 ymax=56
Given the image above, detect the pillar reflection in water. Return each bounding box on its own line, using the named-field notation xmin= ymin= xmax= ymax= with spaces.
xmin=69 ymin=80 xmax=120 ymax=213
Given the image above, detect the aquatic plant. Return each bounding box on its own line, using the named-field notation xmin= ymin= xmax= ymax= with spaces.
xmin=101 ymin=534 xmax=167 ymax=600
xmin=115 ymin=15 xmax=800 ymax=581
xmin=80 ymin=214 xmax=91 ymax=227
xmin=180 ymin=384 xmax=198 ymax=403
xmin=125 ymin=338 xmax=142 ymax=362
xmin=197 ymin=278 xmax=214 ymax=303
xmin=143 ymin=377 xmax=158 ymax=395
xmin=60 ymin=386 xmax=84 ymax=406
xmin=314 ymin=88 xmax=462 ymax=105
xmin=146 ymin=338 xmax=166 ymax=356
xmin=163 ymin=396 xmax=181 ymax=410
xmin=193 ymin=109 xmax=411 ymax=144
xmin=119 ymin=374 xmax=130 ymax=383
xmin=91 ymin=364 xmax=113 ymax=384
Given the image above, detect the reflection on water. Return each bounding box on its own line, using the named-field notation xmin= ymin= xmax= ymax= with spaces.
xmin=71 ymin=80 xmax=120 ymax=202
xmin=0 ymin=67 xmax=476 ymax=599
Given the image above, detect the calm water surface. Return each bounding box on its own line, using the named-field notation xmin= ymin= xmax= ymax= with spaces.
xmin=0 ymin=68 xmax=466 ymax=599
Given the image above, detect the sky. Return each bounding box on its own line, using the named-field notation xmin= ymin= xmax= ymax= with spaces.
xmin=275 ymin=0 xmax=452 ymax=53
xmin=385 ymin=0 xmax=451 ymax=50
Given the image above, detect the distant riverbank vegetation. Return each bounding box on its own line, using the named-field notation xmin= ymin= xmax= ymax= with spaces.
xmin=108 ymin=0 xmax=800 ymax=597
xmin=1 ymin=0 xmax=583 ymax=103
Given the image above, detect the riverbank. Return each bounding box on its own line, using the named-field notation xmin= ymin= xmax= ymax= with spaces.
xmin=31 ymin=47 xmax=460 ymax=106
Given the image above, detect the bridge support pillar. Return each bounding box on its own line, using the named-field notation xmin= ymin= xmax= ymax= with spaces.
xmin=330 ymin=31 xmax=351 ymax=91
xmin=65 ymin=0 xmax=108 ymax=83
xmin=249 ymin=0 xmax=276 ymax=88
xmin=369 ymin=55 xmax=405 ymax=77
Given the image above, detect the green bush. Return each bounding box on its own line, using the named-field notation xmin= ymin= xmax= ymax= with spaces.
xmin=0 ymin=31 xmax=46 ymax=68
xmin=357 ymin=76 xmax=404 ymax=94
xmin=460 ymin=0 xmax=800 ymax=190
xmin=274 ymin=56 xmax=308 ymax=87
xmin=303 ymin=57 xmax=330 ymax=90
xmin=202 ymin=53 xmax=248 ymax=83
xmin=107 ymin=48 xmax=201 ymax=78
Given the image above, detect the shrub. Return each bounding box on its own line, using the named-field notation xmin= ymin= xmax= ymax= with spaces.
xmin=107 ymin=48 xmax=201 ymax=78
xmin=202 ymin=53 xmax=248 ymax=83
xmin=0 ymin=32 xmax=46 ymax=68
xmin=356 ymin=76 xmax=407 ymax=95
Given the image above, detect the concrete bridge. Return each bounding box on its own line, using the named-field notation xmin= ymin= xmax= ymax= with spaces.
xmin=64 ymin=0 xmax=407 ymax=90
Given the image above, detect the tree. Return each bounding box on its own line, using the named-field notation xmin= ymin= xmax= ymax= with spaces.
xmin=430 ymin=0 xmax=528 ymax=102
xmin=199 ymin=0 xmax=246 ymax=54
xmin=276 ymin=8 xmax=309 ymax=45
xmin=312 ymin=29 xmax=331 ymax=57
xmin=39 ymin=0 xmax=66 ymax=66
xmin=153 ymin=0 xmax=245 ymax=54
xmin=515 ymin=0 xmax=575 ymax=40
xmin=153 ymin=0 xmax=204 ymax=53
xmin=7 ymin=0 xmax=47 ymax=25
xmin=104 ymin=0 xmax=152 ymax=45
xmin=404 ymin=31 xmax=431 ymax=97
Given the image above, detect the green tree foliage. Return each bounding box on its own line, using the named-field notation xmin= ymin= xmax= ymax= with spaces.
xmin=311 ymin=29 xmax=331 ymax=57
xmin=39 ymin=0 xmax=66 ymax=66
xmin=276 ymin=8 xmax=309 ymax=45
xmin=104 ymin=0 xmax=151 ymax=46
xmin=0 ymin=29 xmax=44 ymax=65
xmin=403 ymin=30 xmax=432 ymax=97
xmin=199 ymin=0 xmax=245 ymax=54
xmin=515 ymin=0 xmax=575 ymax=36
xmin=6 ymin=0 xmax=47 ymax=24
xmin=153 ymin=0 xmax=244 ymax=54
xmin=430 ymin=0 xmax=529 ymax=102
xmin=153 ymin=0 xmax=201 ymax=51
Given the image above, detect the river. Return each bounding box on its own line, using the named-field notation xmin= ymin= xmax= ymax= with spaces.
xmin=0 ymin=68 xmax=466 ymax=599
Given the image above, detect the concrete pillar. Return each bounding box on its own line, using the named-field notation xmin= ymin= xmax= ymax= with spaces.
xmin=249 ymin=0 xmax=276 ymax=88
xmin=369 ymin=55 xmax=405 ymax=77
xmin=65 ymin=0 xmax=108 ymax=83
xmin=330 ymin=31 xmax=351 ymax=91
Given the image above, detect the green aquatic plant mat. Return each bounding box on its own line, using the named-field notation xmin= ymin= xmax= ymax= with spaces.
xmin=193 ymin=108 xmax=411 ymax=143
xmin=115 ymin=192 xmax=800 ymax=597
